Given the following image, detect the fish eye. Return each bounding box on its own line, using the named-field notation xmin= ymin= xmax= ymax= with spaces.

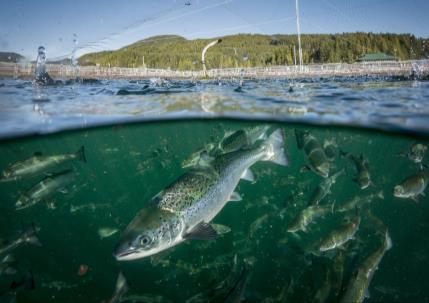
xmin=140 ymin=235 xmax=151 ymax=246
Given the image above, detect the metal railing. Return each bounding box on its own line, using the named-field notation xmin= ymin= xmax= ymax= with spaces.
xmin=0 ymin=60 xmax=427 ymax=80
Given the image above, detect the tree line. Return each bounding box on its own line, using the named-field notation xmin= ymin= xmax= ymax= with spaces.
xmin=78 ymin=33 xmax=429 ymax=70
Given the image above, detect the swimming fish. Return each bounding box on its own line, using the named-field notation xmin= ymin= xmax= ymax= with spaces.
xmin=287 ymin=204 xmax=334 ymax=233
xmin=114 ymin=129 xmax=288 ymax=260
xmin=0 ymin=224 xmax=41 ymax=257
xmin=336 ymin=190 xmax=384 ymax=213
xmin=0 ymin=146 xmax=85 ymax=182
xmin=16 ymin=169 xmax=75 ymax=210
xmin=0 ymin=254 xmax=17 ymax=276
xmin=340 ymin=230 xmax=392 ymax=303
xmin=394 ymin=169 xmax=429 ymax=202
xmin=295 ymin=129 xmax=330 ymax=178
xmin=98 ymin=227 xmax=119 ymax=239
xmin=108 ymin=272 xmax=129 ymax=303
xmin=341 ymin=151 xmax=372 ymax=189
xmin=400 ymin=143 xmax=427 ymax=169
xmin=323 ymin=139 xmax=338 ymax=162
xmin=308 ymin=169 xmax=345 ymax=206
xmin=182 ymin=125 xmax=270 ymax=169
xmin=224 ymin=267 xmax=251 ymax=303
xmin=319 ymin=211 xmax=361 ymax=252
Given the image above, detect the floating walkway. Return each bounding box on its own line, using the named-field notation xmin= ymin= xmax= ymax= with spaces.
xmin=0 ymin=60 xmax=428 ymax=80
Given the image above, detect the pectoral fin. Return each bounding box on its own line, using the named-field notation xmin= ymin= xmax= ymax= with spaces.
xmin=183 ymin=222 xmax=218 ymax=240
xmin=411 ymin=196 xmax=420 ymax=203
xmin=299 ymin=165 xmax=311 ymax=173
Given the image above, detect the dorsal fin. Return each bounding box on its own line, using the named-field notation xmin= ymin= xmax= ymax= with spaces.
xmin=34 ymin=152 xmax=42 ymax=156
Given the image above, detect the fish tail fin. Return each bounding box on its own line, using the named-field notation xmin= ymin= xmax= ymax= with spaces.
xmin=263 ymin=128 xmax=289 ymax=166
xmin=294 ymin=129 xmax=307 ymax=149
xmin=377 ymin=190 xmax=385 ymax=200
xmin=76 ymin=146 xmax=87 ymax=163
xmin=27 ymin=235 xmax=41 ymax=247
xmin=339 ymin=149 xmax=349 ymax=158
xmin=115 ymin=271 xmax=129 ymax=295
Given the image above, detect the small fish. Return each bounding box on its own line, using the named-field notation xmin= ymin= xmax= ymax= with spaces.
xmin=323 ymin=139 xmax=338 ymax=162
xmin=394 ymin=170 xmax=429 ymax=202
xmin=217 ymin=125 xmax=270 ymax=154
xmin=331 ymin=249 xmax=347 ymax=298
xmin=308 ymin=169 xmax=345 ymax=206
xmin=98 ymin=227 xmax=119 ymax=239
xmin=16 ymin=169 xmax=75 ymax=210
xmin=287 ymin=204 xmax=334 ymax=233
xmin=400 ymin=143 xmax=427 ymax=169
xmin=319 ymin=212 xmax=361 ymax=252
xmin=341 ymin=151 xmax=372 ymax=189
xmin=224 ymin=267 xmax=251 ymax=303
xmin=0 ymin=224 xmax=41 ymax=257
xmin=108 ymin=272 xmax=129 ymax=303
xmin=210 ymin=224 xmax=232 ymax=236
xmin=70 ymin=203 xmax=110 ymax=213
xmin=313 ymin=266 xmax=332 ymax=303
xmin=0 ymin=254 xmax=17 ymax=276
xmin=336 ymin=190 xmax=384 ymax=213
xmin=0 ymin=146 xmax=86 ymax=182
xmin=249 ymin=214 xmax=270 ymax=238
xmin=182 ymin=125 xmax=270 ymax=169
xmin=340 ymin=230 xmax=392 ymax=303
xmin=0 ymin=270 xmax=35 ymax=301
xmin=295 ymin=129 xmax=330 ymax=178
xmin=114 ymin=129 xmax=288 ymax=260
xmin=181 ymin=144 xmax=216 ymax=169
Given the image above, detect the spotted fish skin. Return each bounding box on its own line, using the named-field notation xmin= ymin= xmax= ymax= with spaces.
xmin=114 ymin=129 xmax=288 ymax=261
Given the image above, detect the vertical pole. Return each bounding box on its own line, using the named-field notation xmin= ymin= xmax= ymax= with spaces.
xmin=293 ymin=45 xmax=297 ymax=67
xmin=202 ymin=39 xmax=222 ymax=78
xmin=295 ymin=0 xmax=303 ymax=70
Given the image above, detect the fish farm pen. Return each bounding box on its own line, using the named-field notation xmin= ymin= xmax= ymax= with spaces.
xmin=0 ymin=60 xmax=428 ymax=80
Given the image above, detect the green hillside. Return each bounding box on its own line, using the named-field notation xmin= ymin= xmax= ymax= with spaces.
xmin=79 ymin=33 xmax=429 ymax=70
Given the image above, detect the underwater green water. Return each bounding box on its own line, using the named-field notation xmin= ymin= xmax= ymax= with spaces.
xmin=0 ymin=120 xmax=428 ymax=303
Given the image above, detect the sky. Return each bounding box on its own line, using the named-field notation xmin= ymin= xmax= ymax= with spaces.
xmin=0 ymin=0 xmax=428 ymax=60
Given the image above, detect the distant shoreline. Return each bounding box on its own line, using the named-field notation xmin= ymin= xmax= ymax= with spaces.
xmin=0 ymin=60 xmax=428 ymax=80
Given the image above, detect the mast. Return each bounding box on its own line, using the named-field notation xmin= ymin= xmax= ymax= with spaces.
xmin=295 ymin=0 xmax=303 ymax=70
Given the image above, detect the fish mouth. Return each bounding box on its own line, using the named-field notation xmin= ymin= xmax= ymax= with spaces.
xmin=113 ymin=246 xmax=140 ymax=261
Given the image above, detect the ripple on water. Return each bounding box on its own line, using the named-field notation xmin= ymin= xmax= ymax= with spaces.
xmin=0 ymin=76 xmax=428 ymax=139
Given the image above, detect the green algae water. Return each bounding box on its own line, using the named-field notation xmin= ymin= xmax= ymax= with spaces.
xmin=1 ymin=119 xmax=428 ymax=302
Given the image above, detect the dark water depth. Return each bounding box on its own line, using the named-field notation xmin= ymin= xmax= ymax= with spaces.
xmin=0 ymin=120 xmax=428 ymax=302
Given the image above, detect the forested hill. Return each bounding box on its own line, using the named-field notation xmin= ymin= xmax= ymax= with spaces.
xmin=0 ymin=52 xmax=25 ymax=63
xmin=78 ymin=33 xmax=429 ymax=70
